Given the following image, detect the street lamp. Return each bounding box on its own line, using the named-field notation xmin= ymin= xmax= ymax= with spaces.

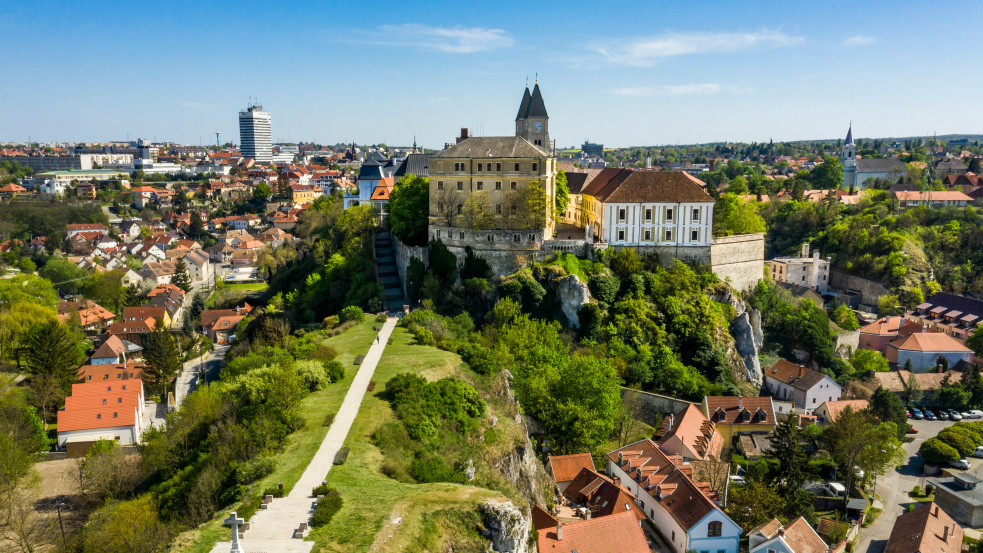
xmin=56 ymin=501 xmax=67 ymax=548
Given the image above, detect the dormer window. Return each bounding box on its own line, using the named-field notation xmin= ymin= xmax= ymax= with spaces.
xmin=741 ymin=409 xmax=751 ymax=422
xmin=756 ymin=408 xmax=767 ymax=422
xmin=714 ymin=407 xmax=726 ymax=421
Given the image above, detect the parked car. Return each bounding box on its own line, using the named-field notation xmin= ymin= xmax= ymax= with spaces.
xmin=906 ymin=408 xmax=913 ymax=418
xmin=972 ymin=446 xmax=983 ymax=458
xmin=937 ymin=410 xmax=950 ymax=421
xmin=970 ymin=410 xmax=983 ymax=419
xmin=951 ymin=459 xmax=972 ymax=470
xmin=924 ymin=410 xmax=937 ymax=421
xmin=907 ymin=426 xmax=919 ymax=434
xmin=912 ymin=408 xmax=924 ymax=420
xmin=949 ymin=410 xmax=963 ymax=421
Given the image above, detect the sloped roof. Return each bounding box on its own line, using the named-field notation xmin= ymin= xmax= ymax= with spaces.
xmin=563 ymin=467 xmax=611 ymax=504
xmin=91 ymin=335 xmax=126 ymax=360
xmin=764 ymin=359 xmax=834 ymax=392
xmin=884 ymin=503 xmax=962 ymax=553
xmin=393 ymin=153 xmax=433 ymax=178
xmin=703 ymin=396 xmax=775 ymax=426
xmin=818 ymin=399 xmax=868 ymax=422
xmin=581 ymin=168 xmax=632 ymax=199
xmin=888 ymin=332 xmax=971 ymax=353
xmin=860 ymin=316 xmax=925 ymax=336
xmin=593 ymin=170 xmax=714 ymax=204
xmin=656 ymin=403 xmax=722 ymax=460
xmin=526 ymin=83 xmax=548 ymax=118
xmin=515 ymin=86 xmax=532 ymax=121
xmin=857 ymin=158 xmax=906 ymax=173
xmin=537 ymin=511 xmax=649 ymax=553
xmin=548 ymin=453 xmax=595 ymax=483
xmin=434 ymin=136 xmax=550 ymax=159
xmin=531 ymin=505 xmax=557 ymax=531
xmin=893 ymin=190 xmax=972 ymax=202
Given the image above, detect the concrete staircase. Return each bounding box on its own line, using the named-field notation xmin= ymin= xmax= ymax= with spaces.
xmin=375 ymin=231 xmax=405 ymax=312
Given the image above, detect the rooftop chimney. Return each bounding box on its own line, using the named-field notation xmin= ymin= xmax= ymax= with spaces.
xmin=943 ymin=525 xmax=949 ymax=541
xmin=800 ymin=367 xmax=805 ymax=377
xmin=456 ymin=128 xmax=470 ymax=144
xmin=556 ymin=522 xmax=562 ymax=541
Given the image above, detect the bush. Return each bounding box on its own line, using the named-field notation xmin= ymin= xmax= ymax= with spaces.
xmin=325 ymin=360 xmax=345 ymax=383
xmin=263 ymin=485 xmax=285 ymax=498
xmin=233 ymin=455 xmax=277 ymax=486
xmin=333 ymin=447 xmax=350 ymax=465
xmin=310 ymin=490 xmax=343 ymax=528
xmin=458 ymin=342 xmax=498 ymax=375
xmin=323 ymin=413 xmax=335 ymax=427
xmin=354 ymin=355 xmax=365 ymax=365
xmin=588 ymin=273 xmax=620 ymax=304
xmin=376 ymin=313 xmax=388 ymax=323
xmin=409 ymin=454 xmax=462 ymax=483
xmin=920 ymin=437 xmax=961 ymax=465
xmin=339 ymin=306 xmax=364 ymax=323
xmin=938 ymin=429 xmax=976 ymax=457
xmin=323 ymin=315 xmax=339 ymax=327
xmin=946 ymin=425 xmax=983 ymax=447
xmin=295 ymin=360 xmax=329 ymax=391
xmin=913 ymin=485 xmax=920 ymax=496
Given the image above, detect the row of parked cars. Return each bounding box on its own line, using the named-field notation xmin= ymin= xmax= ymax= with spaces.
xmin=908 ymin=408 xmax=983 ymax=421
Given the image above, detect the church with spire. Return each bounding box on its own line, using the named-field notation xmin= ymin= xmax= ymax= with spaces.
xmin=515 ymin=80 xmax=550 ymax=150
xmin=840 ymin=123 xmax=907 ymax=190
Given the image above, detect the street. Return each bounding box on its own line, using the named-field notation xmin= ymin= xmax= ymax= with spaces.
xmin=857 ymin=418 xmax=977 ymax=552
xmin=174 ymin=342 xmax=229 ymax=405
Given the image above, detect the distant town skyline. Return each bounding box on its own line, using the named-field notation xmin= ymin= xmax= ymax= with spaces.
xmin=1 ymin=0 xmax=981 ymax=148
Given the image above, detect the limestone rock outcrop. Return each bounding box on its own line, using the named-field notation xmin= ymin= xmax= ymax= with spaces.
xmin=553 ymin=274 xmax=592 ymax=329
xmin=480 ymin=500 xmax=530 ymax=553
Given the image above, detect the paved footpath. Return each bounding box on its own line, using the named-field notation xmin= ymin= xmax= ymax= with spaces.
xmin=210 ymin=317 xmax=397 ymax=553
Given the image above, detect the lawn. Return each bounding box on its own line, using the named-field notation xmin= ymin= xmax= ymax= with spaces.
xmin=307 ymin=326 xmax=513 ymax=553
xmin=171 ymin=318 xmax=381 ymax=553
xmin=206 ymin=281 xmax=269 ymax=308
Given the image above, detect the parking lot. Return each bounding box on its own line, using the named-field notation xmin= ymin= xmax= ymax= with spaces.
xmin=222 ymin=265 xmax=262 ymax=283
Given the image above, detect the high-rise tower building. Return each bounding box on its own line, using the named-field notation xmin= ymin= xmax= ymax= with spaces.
xmin=239 ymin=105 xmax=272 ymax=163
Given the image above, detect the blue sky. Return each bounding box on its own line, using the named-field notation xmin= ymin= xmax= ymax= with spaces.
xmin=1 ymin=0 xmax=981 ymax=149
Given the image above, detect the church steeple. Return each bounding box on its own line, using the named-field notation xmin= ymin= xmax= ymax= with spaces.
xmin=515 ymin=81 xmax=550 ymax=149
xmin=844 ymin=122 xmax=854 ymax=145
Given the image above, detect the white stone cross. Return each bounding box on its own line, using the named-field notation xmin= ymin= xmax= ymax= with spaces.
xmin=224 ymin=511 xmax=245 ymax=553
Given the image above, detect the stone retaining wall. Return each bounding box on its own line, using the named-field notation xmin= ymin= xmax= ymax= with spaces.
xmin=392 ymin=237 xmax=427 ymax=294
xmin=829 ymin=269 xmax=889 ymax=308
xmin=711 ymin=233 xmax=765 ymax=291
xmin=621 ymin=387 xmax=693 ymax=426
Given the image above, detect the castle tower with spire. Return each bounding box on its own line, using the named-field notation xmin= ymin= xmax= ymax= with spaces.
xmin=515 ymin=80 xmax=550 ymax=149
xmin=841 ymin=123 xmax=857 ymax=189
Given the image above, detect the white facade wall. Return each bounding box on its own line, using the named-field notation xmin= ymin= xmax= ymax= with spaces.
xmin=603 ymin=202 xmax=714 ymax=246
xmin=57 ymin=423 xmax=139 ymax=447
xmin=688 ymin=511 xmax=742 ymax=553
xmin=897 ymin=349 xmax=973 ymax=372
xmin=764 ymin=377 xmax=841 ymax=412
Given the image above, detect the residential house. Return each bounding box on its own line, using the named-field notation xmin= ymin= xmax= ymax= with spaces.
xmin=883 ymin=502 xmax=962 ymax=553
xmin=775 ymin=282 xmax=825 ymax=308
xmin=814 ymin=399 xmax=869 ymax=425
xmin=859 ymin=317 xmax=928 ymax=353
xmin=118 ymin=219 xmax=144 ymax=240
xmin=537 ymin=512 xmax=650 ymax=553
xmin=121 ymin=305 xmax=170 ymax=328
xmin=66 ymin=223 xmax=109 ymax=238
xmin=270 ymin=210 xmax=299 ymax=230
xmin=762 ymin=359 xmax=842 ymax=412
xmin=906 ymin=293 xmax=983 ymax=342
xmin=183 ymin=250 xmax=213 ymax=285
xmin=935 ymin=159 xmax=969 ymax=178
xmin=78 ymin=361 xmax=144 ymax=384
xmin=290 ymin=184 xmax=320 ymax=204
xmin=256 ymin=227 xmax=293 ymax=247
xmin=700 ymin=396 xmax=776 ymax=444
xmin=76 ymin=182 xmax=97 ymax=200
xmin=561 ymin=467 xmax=647 ymax=522
xmin=766 ymin=243 xmax=831 ymax=293
xmin=547 ymin=452 xmax=596 ymax=494
xmin=884 ymin=332 xmax=972 ymax=371
xmin=874 ymin=369 xmax=965 ymax=405
xmin=88 ymin=335 xmax=128 ymax=365
xmin=56 ymin=379 xmax=145 ymax=451
xmin=147 ymin=287 xmax=185 ymax=323
xmin=607 ymin=439 xmax=741 ymax=553
xmin=654 ymin=403 xmax=723 ymax=461
xmin=926 ymin=474 xmax=983 ymax=526
xmin=200 ymin=303 xmax=253 ymax=342
xmin=748 ymin=517 xmax=828 ymax=553
xmin=0 ymin=183 xmax=28 ymax=197
xmin=893 ymin=190 xmax=972 ymax=209
xmin=58 ymin=300 xmax=115 ymax=332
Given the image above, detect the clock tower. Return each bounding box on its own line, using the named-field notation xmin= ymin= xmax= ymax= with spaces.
xmin=515 ymin=81 xmax=550 ymax=150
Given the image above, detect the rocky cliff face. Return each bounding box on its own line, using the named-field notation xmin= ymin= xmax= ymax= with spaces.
xmin=553 ymin=274 xmax=592 ymax=329
xmin=480 ymin=500 xmax=531 ymax=553
xmin=731 ymin=310 xmax=764 ymax=386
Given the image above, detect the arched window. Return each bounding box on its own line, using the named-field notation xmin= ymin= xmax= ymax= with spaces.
xmin=708 ymin=521 xmax=722 ymax=537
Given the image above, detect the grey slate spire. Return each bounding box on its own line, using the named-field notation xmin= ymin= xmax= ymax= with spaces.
xmin=844 ymin=123 xmax=854 ymax=145
xmin=527 ymin=83 xmax=548 ymax=118
xmin=515 ymin=85 xmax=531 ymax=121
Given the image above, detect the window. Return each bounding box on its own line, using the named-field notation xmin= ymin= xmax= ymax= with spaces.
xmin=97 ymin=414 xmax=102 ymax=419
xmin=532 ymin=162 xmax=538 ymax=171
xmin=476 ymin=182 xmax=483 ymax=190
xmin=477 ymin=163 xmax=482 ymax=172
xmin=496 ymin=205 xmax=502 ymax=214
xmin=437 ymin=181 xmax=444 ymax=190
xmin=514 ymin=163 xmax=520 ymax=171
xmin=708 ymin=521 xmax=723 ymax=537
xmin=513 ymin=234 xmax=520 ymax=242
xmin=691 ymin=229 xmax=699 ymax=241
xmin=672 ymin=531 xmax=675 ymax=542
xmin=102 ymin=399 xmax=107 ymax=405
xmin=693 ymin=208 xmax=700 ymax=220
xmin=618 ymin=230 xmax=625 ymax=241
xmin=486 ymin=163 xmax=492 ymax=171
xmin=495 ymin=181 xmax=502 ymax=190
xmin=665 ymin=229 xmax=673 ymax=241
xmin=457 ymin=204 xmax=463 ymax=214
xmin=511 ymin=181 xmax=518 ymax=190
xmin=510 ymin=204 xmax=517 ymax=215
xmin=457 ymin=182 xmax=463 ymax=191
xmin=618 ymin=208 xmax=626 ymax=221
xmin=438 ymin=203 xmax=444 ymax=213
xmin=666 ymin=207 xmax=674 ymax=221
xmin=496 ymin=162 xmax=501 ymax=171
xmin=644 ymin=229 xmax=652 ymax=241
xmin=645 ymin=208 xmax=652 ymax=221
xmin=813 ymin=398 xmax=817 ymax=404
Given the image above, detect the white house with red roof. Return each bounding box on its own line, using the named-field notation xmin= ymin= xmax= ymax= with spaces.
xmin=57 ymin=379 xmax=145 ymax=449
xmin=749 ymin=517 xmax=829 ymax=553
xmin=884 ymin=331 xmax=973 ymax=371
xmin=607 ymin=439 xmax=741 ymax=553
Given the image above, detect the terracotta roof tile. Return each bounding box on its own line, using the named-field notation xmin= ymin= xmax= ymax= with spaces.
xmin=884 ymin=503 xmax=961 ymax=553
xmin=703 ymin=396 xmax=775 ymax=425
xmin=548 ymin=453 xmax=595 ymax=483
xmin=537 ymin=511 xmax=649 ymax=553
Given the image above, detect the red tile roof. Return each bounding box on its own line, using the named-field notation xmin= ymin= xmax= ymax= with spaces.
xmin=548 ymin=453 xmax=595 ymax=483
xmin=656 ymin=403 xmax=722 ymax=460
xmin=884 ymin=503 xmax=961 ymax=553
xmin=818 ymin=400 xmax=868 ymax=422
xmin=703 ymin=396 xmax=775 ymax=426
xmin=57 ymin=380 xmax=142 ymax=433
xmin=894 ymin=190 xmax=973 ymax=202
xmin=537 ymin=511 xmax=649 ymax=553
xmin=888 ymin=332 xmax=971 ymax=353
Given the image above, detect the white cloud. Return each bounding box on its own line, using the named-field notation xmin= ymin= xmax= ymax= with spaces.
xmin=612 ymin=83 xmax=753 ymax=97
xmin=844 ymin=35 xmax=874 ymax=47
xmin=593 ymin=29 xmax=803 ymax=66
xmin=374 ymin=24 xmax=513 ymax=53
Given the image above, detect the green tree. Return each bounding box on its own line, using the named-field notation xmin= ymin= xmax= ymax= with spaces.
xmin=919 ymin=437 xmax=960 ymax=465
xmin=726 ymin=480 xmax=785 ymax=531
xmin=81 ymin=495 xmax=172 ymax=553
xmin=23 ymin=321 xmax=83 ymax=394
xmin=966 ymin=326 xmax=983 ymax=359
xmin=188 ymin=211 xmax=206 ymax=240
xmin=388 ymin=174 xmax=429 ymax=246
xmin=554 ymin=169 xmax=570 ymax=217
xmin=713 ymin=194 xmax=766 ymax=236
xmin=868 ymin=387 xmax=911 ymax=439
xmin=170 ymin=259 xmax=191 ymax=292
xmin=39 ymin=258 xmax=89 ymax=295
xmin=461 ymin=191 xmax=494 ymax=230
xmin=84 ymin=270 xmax=128 ymax=313
xmin=832 ymin=304 xmax=859 ymax=330
xmin=851 ymin=349 xmax=889 ymax=374
xmin=765 ymin=413 xmax=807 ymax=497
xmin=189 ymin=293 xmax=206 ymax=324
xmin=811 ymin=156 xmax=844 ymax=189
xmin=427 ymin=239 xmax=458 ymax=289
xmin=905 ymin=366 xmax=923 ymax=405
xmin=143 ymin=320 xmax=180 ymax=398
xmin=254 ymin=182 xmax=272 ymax=201
xmin=520 ymin=181 xmax=549 ymax=229
xmin=824 ymin=407 xmax=903 ymax=492
xmin=607 ymin=248 xmax=642 ymax=279
xmin=877 ymin=295 xmax=903 ymax=316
